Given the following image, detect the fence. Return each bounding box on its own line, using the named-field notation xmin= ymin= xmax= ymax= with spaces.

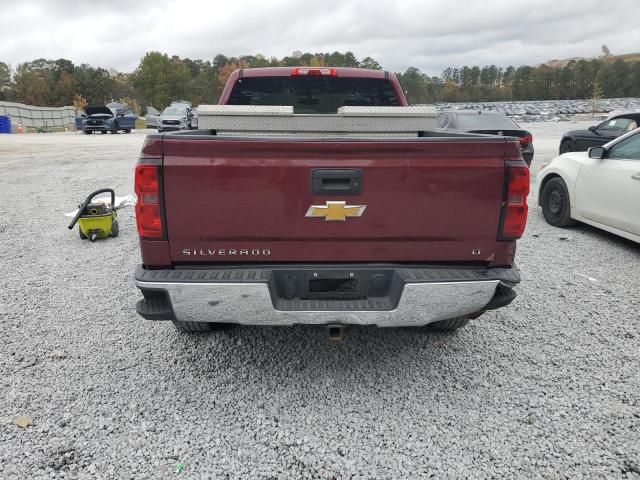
xmin=0 ymin=101 xmax=77 ymax=131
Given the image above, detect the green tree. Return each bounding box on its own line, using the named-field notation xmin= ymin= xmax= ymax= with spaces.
xmin=0 ymin=62 xmax=13 ymax=100
xmin=14 ymin=66 xmax=51 ymax=105
xmin=133 ymin=52 xmax=191 ymax=109
xmin=54 ymin=71 xmax=77 ymax=105
xmin=212 ymin=54 xmax=229 ymax=71
xmin=360 ymin=57 xmax=382 ymax=70
xmin=185 ymin=66 xmax=221 ymax=105
xmin=73 ymin=64 xmax=114 ymax=104
xmin=629 ymin=62 xmax=640 ymax=97
xmin=396 ymin=67 xmax=429 ymax=104
xmin=608 ymin=59 xmax=630 ymax=97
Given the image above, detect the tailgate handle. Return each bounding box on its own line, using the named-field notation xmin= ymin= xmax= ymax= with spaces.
xmin=311 ymin=169 xmax=362 ymax=195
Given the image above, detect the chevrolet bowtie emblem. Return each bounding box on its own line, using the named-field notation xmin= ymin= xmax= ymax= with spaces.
xmin=305 ymin=201 xmax=366 ymax=222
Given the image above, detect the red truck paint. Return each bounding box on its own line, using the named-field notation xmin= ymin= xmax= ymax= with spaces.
xmin=159 ymin=137 xmax=517 ymax=266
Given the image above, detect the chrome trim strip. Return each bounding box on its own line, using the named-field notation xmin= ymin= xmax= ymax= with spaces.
xmin=135 ymin=280 xmax=499 ymax=327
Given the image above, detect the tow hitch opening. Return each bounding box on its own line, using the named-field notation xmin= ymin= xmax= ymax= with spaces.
xmin=328 ymin=324 xmax=345 ymax=341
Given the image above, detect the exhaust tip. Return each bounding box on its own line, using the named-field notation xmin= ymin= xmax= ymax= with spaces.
xmin=327 ymin=324 xmax=345 ymax=341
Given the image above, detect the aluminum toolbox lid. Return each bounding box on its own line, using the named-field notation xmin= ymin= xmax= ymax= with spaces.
xmin=196 ymin=105 xmax=437 ymax=134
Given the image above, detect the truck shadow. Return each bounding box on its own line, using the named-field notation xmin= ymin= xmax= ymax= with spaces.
xmin=151 ymin=315 xmax=519 ymax=412
xmin=170 ymin=322 xmax=484 ymax=379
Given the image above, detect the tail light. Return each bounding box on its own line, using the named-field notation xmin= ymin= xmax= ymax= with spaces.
xmin=135 ymin=137 xmax=164 ymax=239
xmin=518 ymin=132 xmax=533 ymax=146
xmin=498 ymin=161 xmax=530 ymax=240
xmin=291 ymin=67 xmax=337 ymax=76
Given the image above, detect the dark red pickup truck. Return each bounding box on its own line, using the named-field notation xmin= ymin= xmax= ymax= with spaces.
xmin=134 ymin=67 xmax=529 ymax=335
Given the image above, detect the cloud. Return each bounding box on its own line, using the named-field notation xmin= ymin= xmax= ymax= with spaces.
xmin=1 ymin=0 xmax=638 ymax=75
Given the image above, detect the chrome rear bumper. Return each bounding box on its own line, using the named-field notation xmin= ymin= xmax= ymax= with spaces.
xmin=135 ymin=264 xmax=519 ymax=327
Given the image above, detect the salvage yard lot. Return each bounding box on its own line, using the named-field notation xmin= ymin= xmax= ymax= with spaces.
xmin=1 ymin=124 xmax=639 ymax=478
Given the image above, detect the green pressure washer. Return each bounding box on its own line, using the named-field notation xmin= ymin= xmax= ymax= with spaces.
xmin=68 ymin=189 xmax=119 ymax=242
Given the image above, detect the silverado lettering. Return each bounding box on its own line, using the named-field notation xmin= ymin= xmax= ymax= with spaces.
xmin=182 ymin=248 xmax=271 ymax=256
xmin=134 ymin=67 xmax=529 ymax=335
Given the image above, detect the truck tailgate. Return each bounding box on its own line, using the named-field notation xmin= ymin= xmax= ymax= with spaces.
xmin=162 ymin=136 xmax=509 ymax=263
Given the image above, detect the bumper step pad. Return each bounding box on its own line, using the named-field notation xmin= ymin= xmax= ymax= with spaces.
xmin=136 ymin=292 xmax=175 ymax=321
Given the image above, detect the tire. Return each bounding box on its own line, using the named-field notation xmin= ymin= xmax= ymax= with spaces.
xmin=100 ymin=131 xmax=107 ymax=134
xmin=84 ymin=130 xmax=92 ymax=135
xmin=541 ymin=177 xmax=577 ymax=227
xmin=111 ymin=123 xmax=118 ymax=134
xmin=110 ymin=219 xmax=119 ymax=237
xmin=559 ymin=139 xmax=574 ymax=154
xmin=429 ymin=316 xmax=470 ymax=331
xmin=124 ymin=129 xmax=131 ymax=134
xmin=79 ymin=227 xmax=87 ymax=240
xmin=172 ymin=321 xmax=231 ymax=333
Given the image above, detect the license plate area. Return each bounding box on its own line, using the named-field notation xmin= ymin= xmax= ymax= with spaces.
xmin=304 ymin=272 xmax=364 ymax=300
xmin=308 ymin=276 xmax=360 ymax=297
xmin=271 ymin=269 xmax=394 ymax=302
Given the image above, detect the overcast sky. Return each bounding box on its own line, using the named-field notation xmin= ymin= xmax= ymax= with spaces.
xmin=2 ymin=0 xmax=639 ymax=75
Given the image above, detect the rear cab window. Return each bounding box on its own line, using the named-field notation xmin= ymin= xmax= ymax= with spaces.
xmin=227 ymin=76 xmax=402 ymax=114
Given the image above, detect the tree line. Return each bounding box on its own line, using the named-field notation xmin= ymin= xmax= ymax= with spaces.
xmin=1 ymin=51 xmax=639 ymax=112
xmin=400 ymin=58 xmax=640 ymax=104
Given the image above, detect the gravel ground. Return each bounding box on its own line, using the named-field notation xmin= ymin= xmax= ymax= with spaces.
xmin=1 ymin=124 xmax=639 ymax=479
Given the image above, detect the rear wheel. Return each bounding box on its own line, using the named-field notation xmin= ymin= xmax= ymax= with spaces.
xmin=124 ymin=129 xmax=131 ymax=134
xmin=110 ymin=219 xmax=119 ymax=237
xmin=172 ymin=321 xmax=232 ymax=333
xmin=541 ymin=177 xmax=577 ymax=227
xmin=559 ymin=139 xmax=574 ymax=154
xmin=84 ymin=130 xmax=92 ymax=135
xmin=429 ymin=316 xmax=470 ymax=331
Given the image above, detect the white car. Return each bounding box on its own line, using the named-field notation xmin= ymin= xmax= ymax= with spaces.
xmin=537 ymin=128 xmax=640 ymax=243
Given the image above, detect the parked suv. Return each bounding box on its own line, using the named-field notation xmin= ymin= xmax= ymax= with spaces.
xmin=157 ymin=102 xmax=198 ymax=132
xmin=82 ymin=102 xmax=137 ymax=134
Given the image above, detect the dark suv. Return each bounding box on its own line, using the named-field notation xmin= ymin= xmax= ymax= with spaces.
xmin=82 ymin=102 xmax=137 ymax=134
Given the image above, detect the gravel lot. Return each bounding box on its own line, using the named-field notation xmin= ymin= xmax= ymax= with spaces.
xmin=1 ymin=123 xmax=639 ymax=479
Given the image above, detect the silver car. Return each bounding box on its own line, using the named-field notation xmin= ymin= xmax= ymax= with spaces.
xmin=157 ymin=105 xmax=198 ymax=132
